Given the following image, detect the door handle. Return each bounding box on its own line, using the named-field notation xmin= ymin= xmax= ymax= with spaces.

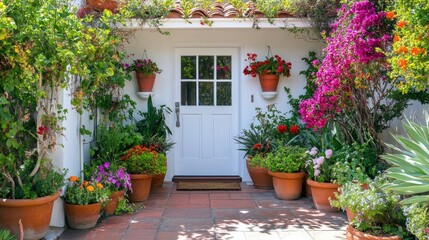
xmin=175 ymin=102 xmax=180 ymax=127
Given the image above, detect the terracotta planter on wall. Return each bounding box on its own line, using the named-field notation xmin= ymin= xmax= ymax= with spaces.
xmin=258 ymin=74 xmax=279 ymax=92
xmin=136 ymin=73 xmax=156 ymax=92
xmin=64 ymin=202 xmax=102 ymax=229
xmin=307 ymin=179 xmax=340 ymax=212
xmin=246 ymin=159 xmax=273 ymax=189
xmin=0 ymin=192 xmax=59 ymax=240
xmin=103 ymin=190 xmax=125 ymax=215
xmin=268 ymin=171 xmax=305 ymax=200
xmin=129 ymin=174 xmax=152 ymax=202
xmin=346 ymin=225 xmax=402 ymax=240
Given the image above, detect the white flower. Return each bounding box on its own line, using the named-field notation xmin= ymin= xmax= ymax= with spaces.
xmin=325 ymin=149 xmax=333 ymax=159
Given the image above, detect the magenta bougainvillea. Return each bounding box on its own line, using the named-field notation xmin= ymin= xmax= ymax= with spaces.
xmin=299 ymin=0 xmax=390 ymax=129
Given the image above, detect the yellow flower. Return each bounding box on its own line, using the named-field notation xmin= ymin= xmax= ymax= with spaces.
xmin=86 ymin=186 xmax=95 ymax=192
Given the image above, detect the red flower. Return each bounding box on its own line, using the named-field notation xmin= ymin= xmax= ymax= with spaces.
xmin=397 ymin=21 xmax=406 ymax=28
xmin=252 ymin=143 xmax=262 ymax=150
xmin=290 ymin=125 xmax=299 ymax=135
xmin=277 ymin=125 xmax=287 ymax=133
xmin=385 ymin=10 xmax=395 ymax=20
xmin=37 ymin=125 xmax=48 ymax=135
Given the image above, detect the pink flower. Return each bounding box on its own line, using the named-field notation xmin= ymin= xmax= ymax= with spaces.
xmin=314 ymin=169 xmax=321 ymax=177
xmin=309 ymin=147 xmax=318 ymax=156
xmin=325 ymin=149 xmax=333 ymax=159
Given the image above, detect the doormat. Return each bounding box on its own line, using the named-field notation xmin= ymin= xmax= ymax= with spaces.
xmin=176 ymin=181 xmax=241 ymax=191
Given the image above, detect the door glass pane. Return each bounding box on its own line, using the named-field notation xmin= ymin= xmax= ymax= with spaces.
xmin=199 ymin=82 xmax=214 ymax=106
xmin=216 ymin=56 xmax=231 ymax=79
xmin=181 ymin=82 xmax=196 ymax=106
xmin=199 ymin=56 xmax=214 ymax=79
xmin=181 ymin=56 xmax=196 ymax=79
xmin=217 ymin=82 xmax=231 ymax=106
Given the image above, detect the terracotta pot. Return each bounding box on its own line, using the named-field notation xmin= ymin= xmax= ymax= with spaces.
xmin=103 ymin=190 xmax=125 ymax=215
xmin=268 ymin=171 xmax=305 ymax=200
xmin=87 ymin=0 xmax=119 ymax=12
xmin=246 ymin=159 xmax=273 ymax=189
xmin=129 ymin=174 xmax=152 ymax=202
xmin=136 ymin=73 xmax=156 ymax=92
xmin=346 ymin=225 xmax=402 ymax=240
xmin=64 ymin=202 xmax=102 ymax=229
xmin=258 ymin=74 xmax=279 ymax=92
xmin=303 ymin=174 xmax=312 ymax=198
xmin=0 ymin=192 xmax=59 ymax=240
xmin=307 ymin=179 xmax=340 ymax=212
xmin=346 ymin=207 xmax=356 ymax=223
xmin=151 ymin=173 xmax=166 ymax=188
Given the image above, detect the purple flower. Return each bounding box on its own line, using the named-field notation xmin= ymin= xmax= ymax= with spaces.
xmin=103 ymin=162 xmax=110 ymax=169
xmin=136 ymin=63 xmax=142 ymax=68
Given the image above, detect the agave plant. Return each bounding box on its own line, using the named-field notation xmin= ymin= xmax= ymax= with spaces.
xmin=382 ymin=114 xmax=429 ymax=205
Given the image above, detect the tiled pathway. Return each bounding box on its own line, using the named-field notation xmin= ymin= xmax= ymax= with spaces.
xmin=60 ymin=182 xmax=347 ymax=240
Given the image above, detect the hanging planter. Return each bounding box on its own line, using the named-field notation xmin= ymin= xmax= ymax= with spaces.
xmin=136 ymin=73 xmax=156 ymax=92
xmin=258 ymin=73 xmax=280 ymax=92
xmin=86 ymin=0 xmax=119 ymax=12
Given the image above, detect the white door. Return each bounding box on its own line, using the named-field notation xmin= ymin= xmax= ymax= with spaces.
xmin=173 ymin=48 xmax=240 ymax=175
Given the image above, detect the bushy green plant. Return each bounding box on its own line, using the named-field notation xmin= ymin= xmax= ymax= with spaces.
xmin=63 ymin=176 xmax=110 ymax=205
xmin=247 ymin=154 xmax=268 ymax=168
xmin=330 ymin=176 xmax=410 ymax=238
xmin=382 ymin=114 xmax=429 ymax=205
xmin=402 ymin=203 xmax=429 ymax=240
xmin=266 ymin=145 xmax=307 ymax=173
xmin=114 ymin=198 xmax=139 ymax=215
xmin=120 ymin=145 xmax=167 ymax=175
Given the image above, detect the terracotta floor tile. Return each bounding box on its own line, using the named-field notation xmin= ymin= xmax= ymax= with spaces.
xmin=59 ymin=181 xmax=348 ymax=240
xmin=210 ymin=199 xmax=256 ymax=209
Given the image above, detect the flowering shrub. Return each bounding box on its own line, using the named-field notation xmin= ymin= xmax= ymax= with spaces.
xmin=92 ymin=162 xmax=132 ymax=192
xmin=330 ymin=177 xmax=410 ymax=238
xmin=121 ymin=145 xmax=167 ymax=175
xmin=402 ymin=203 xmax=429 ymax=240
xmin=299 ymin=0 xmax=390 ymax=130
xmin=389 ymin=0 xmax=429 ymax=92
xmin=305 ymin=147 xmax=337 ymax=183
xmin=126 ymin=58 xmax=162 ymax=75
xmin=63 ymin=176 xmax=110 ymax=205
xmin=243 ymin=53 xmax=292 ymax=77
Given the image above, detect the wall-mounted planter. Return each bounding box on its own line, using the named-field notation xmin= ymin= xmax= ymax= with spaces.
xmin=136 ymin=92 xmax=154 ymax=100
xmin=258 ymin=74 xmax=279 ymax=99
xmin=136 ymin=73 xmax=156 ymax=92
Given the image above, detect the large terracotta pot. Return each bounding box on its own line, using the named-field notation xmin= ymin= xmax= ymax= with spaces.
xmin=258 ymin=74 xmax=279 ymax=92
xmin=86 ymin=0 xmax=119 ymax=12
xmin=268 ymin=171 xmax=305 ymax=200
xmin=307 ymin=179 xmax=340 ymax=212
xmin=246 ymin=159 xmax=273 ymax=189
xmin=129 ymin=174 xmax=152 ymax=202
xmin=64 ymin=202 xmax=102 ymax=229
xmin=103 ymin=190 xmax=125 ymax=215
xmin=346 ymin=225 xmax=402 ymax=240
xmin=346 ymin=207 xmax=356 ymax=223
xmin=136 ymin=73 xmax=156 ymax=92
xmin=151 ymin=173 xmax=166 ymax=188
xmin=0 ymin=192 xmax=59 ymax=240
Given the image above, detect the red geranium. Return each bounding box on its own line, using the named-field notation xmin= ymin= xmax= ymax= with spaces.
xmin=277 ymin=125 xmax=287 ymax=133
xmin=290 ymin=125 xmax=299 ymax=135
xmin=252 ymin=143 xmax=262 ymax=150
xmin=243 ymin=53 xmax=292 ymax=78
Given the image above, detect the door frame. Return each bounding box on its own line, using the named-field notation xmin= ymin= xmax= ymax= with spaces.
xmin=171 ymin=46 xmax=242 ymax=176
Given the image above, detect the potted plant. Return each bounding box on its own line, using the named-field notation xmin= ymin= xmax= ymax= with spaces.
xmin=91 ymin=162 xmax=132 ymax=215
xmin=86 ymin=0 xmax=122 ymax=13
xmin=266 ymin=145 xmax=307 ymax=200
xmin=401 ymin=203 xmax=429 ymax=240
xmin=120 ymin=145 xmax=167 ymax=202
xmin=136 ymin=95 xmax=175 ymax=188
xmin=330 ymin=177 xmax=411 ymax=240
xmin=243 ymin=53 xmax=292 ymax=92
xmin=63 ymin=176 xmax=110 ymax=229
xmin=126 ymin=58 xmax=162 ymax=92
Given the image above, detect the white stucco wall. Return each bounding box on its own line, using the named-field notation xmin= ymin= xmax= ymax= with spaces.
xmin=123 ymin=27 xmax=324 ymax=181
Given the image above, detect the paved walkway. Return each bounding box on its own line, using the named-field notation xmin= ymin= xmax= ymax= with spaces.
xmin=59 ymin=182 xmax=347 ymax=240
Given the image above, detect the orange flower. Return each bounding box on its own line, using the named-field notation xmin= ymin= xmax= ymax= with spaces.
xmin=397 ymin=21 xmax=407 ymax=28
xmin=411 ymin=47 xmax=420 ymax=55
xmin=393 ymin=35 xmax=400 ymax=43
xmin=69 ymin=176 xmax=78 ymax=182
xmin=396 ymin=46 xmax=408 ymax=54
xmin=398 ymin=59 xmax=407 ymax=70
xmin=96 ymin=183 xmax=103 ymax=189
xmin=86 ymin=185 xmax=95 ymax=192
xmin=385 ymin=10 xmax=395 ymax=20
xmin=83 ymin=180 xmax=89 ymax=186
